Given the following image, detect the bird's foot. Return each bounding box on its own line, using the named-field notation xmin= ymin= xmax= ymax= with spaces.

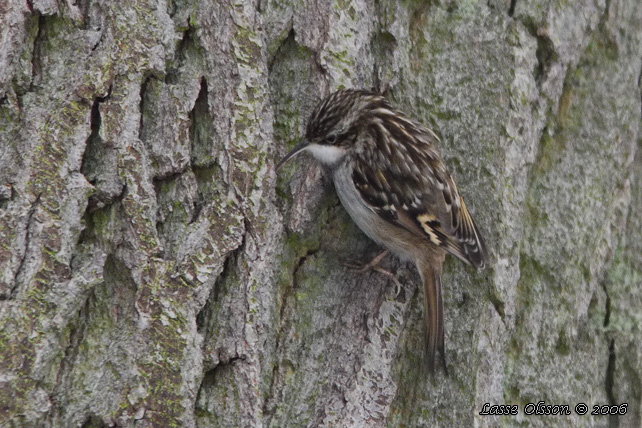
xmin=342 ymin=250 xmax=402 ymax=297
xmin=342 ymin=250 xmax=389 ymax=272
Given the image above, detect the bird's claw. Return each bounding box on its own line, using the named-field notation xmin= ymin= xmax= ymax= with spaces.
xmin=342 ymin=250 xmax=402 ymax=297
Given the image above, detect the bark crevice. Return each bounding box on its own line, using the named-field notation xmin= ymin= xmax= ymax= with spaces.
xmin=9 ymin=192 xmax=42 ymax=298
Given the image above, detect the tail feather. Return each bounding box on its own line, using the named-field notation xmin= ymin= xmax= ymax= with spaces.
xmin=420 ymin=255 xmax=447 ymax=374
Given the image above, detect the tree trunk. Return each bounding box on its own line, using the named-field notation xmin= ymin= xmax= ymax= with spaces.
xmin=1 ymin=0 xmax=641 ymax=427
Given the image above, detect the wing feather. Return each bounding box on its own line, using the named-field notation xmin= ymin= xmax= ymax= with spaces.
xmin=352 ymin=110 xmax=487 ymax=268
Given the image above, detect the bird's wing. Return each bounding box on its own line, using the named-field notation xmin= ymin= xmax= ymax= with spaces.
xmin=351 ymin=115 xmax=487 ymax=268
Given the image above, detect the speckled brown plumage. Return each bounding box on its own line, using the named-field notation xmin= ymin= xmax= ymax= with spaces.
xmin=279 ymin=89 xmax=488 ymax=372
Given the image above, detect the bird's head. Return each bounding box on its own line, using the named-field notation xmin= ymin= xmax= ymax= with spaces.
xmin=277 ymin=89 xmax=385 ymax=169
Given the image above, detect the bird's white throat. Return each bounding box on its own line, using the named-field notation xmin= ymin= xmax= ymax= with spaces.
xmin=305 ymin=143 xmax=347 ymax=167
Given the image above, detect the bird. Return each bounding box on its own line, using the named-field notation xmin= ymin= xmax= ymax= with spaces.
xmin=277 ymin=89 xmax=487 ymax=373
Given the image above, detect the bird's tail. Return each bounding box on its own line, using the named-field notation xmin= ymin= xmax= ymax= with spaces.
xmin=419 ymin=255 xmax=447 ymax=374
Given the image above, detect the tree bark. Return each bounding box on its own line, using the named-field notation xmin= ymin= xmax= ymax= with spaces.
xmin=0 ymin=0 xmax=641 ymax=427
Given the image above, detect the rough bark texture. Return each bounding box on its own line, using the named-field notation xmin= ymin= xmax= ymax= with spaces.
xmin=0 ymin=0 xmax=640 ymax=427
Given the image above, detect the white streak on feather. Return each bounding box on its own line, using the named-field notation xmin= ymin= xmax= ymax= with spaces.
xmin=372 ymin=108 xmax=395 ymax=116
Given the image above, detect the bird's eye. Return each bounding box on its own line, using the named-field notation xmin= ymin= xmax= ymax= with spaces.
xmin=324 ymin=134 xmax=338 ymax=145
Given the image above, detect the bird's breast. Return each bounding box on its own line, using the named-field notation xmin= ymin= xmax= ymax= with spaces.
xmin=332 ymin=161 xmax=421 ymax=263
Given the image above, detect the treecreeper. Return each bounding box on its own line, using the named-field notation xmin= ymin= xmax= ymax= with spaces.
xmin=277 ymin=89 xmax=488 ymax=373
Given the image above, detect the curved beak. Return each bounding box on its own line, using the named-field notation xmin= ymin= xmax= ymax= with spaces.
xmin=276 ymin=139 xmax=309 ymax=171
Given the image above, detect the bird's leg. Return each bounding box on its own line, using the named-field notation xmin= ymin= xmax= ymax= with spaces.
xmin=343 ymin=250 xmax=403 ymax=297
xmin=372 ymin=266 xmax=403 ymax=298
xmin=343 ymin=249 xmax=389 ymax=272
